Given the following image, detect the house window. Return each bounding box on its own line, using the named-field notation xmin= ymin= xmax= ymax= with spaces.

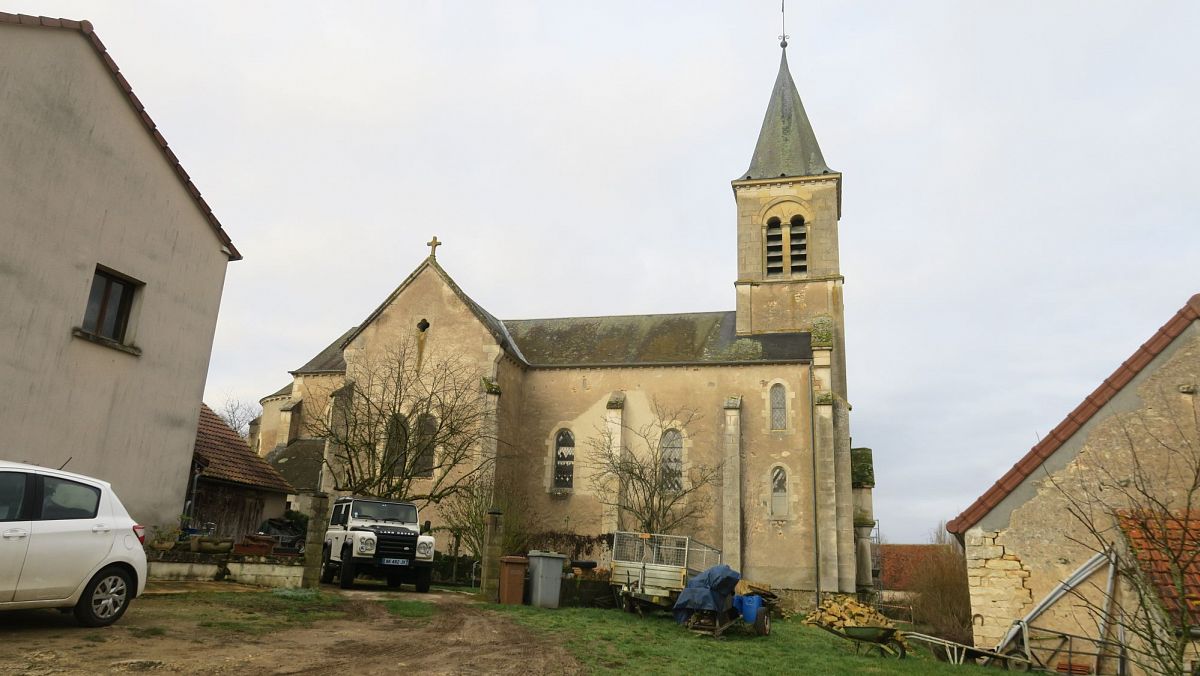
xmin=771 ymin=466 xmax=788 ymax=517
xmin=770 ymin=384 xmax=787 ymax=431
xmin=764 ymin=215 xmax=807 ymax=277
xmin=384 ymin=414 xmax=408 ymax=479
xmin=553 ymin=429 xmax=574 ymax=490
xmin=81 ymin=267 xmax=139 ymax=342
xmin=413 ymin=414 xmax=437 ymax=478
xmin=660 ymin=429 xmax=683 ymax=491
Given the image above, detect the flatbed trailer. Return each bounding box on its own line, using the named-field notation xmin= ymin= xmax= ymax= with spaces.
xmin=609 ymin=531 xmax=721 ymax=612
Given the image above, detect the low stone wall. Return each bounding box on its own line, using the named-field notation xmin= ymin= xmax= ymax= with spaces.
xmin=146 ymin=550 xmax=306 ymax=589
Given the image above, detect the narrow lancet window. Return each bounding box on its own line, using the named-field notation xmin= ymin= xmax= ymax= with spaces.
xmin=660 ymin=429 xmax=683 ymax=491
xmin=413 ymin=413 xmax=437 ymax=477
xmin=770 ymin=383 xmax=787 ymax=430
xmin=771 ymin=466 xmax=789 ymax=517
xmin=553 ymin=429 xmax=574 ymax=489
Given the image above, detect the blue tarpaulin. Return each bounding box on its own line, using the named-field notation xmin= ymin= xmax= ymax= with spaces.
xmin=673 ymin=564 xmax=741 ymax=624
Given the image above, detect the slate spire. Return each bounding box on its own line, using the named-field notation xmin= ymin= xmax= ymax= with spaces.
xmin=741 ymin=43 xmax=831 ymax=180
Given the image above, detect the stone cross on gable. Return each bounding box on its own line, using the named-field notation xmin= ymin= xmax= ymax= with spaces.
xmin=427 ymin=236 xmax=442 ymax=257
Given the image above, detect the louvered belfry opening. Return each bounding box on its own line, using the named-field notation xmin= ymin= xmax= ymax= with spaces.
xmin=789 ymin=215 xmax=807 ymax=273
xmin=765 ymin=217 xmax=784 ymax=276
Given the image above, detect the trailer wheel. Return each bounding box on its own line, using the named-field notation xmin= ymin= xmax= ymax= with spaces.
xmin=753 ymin=609 xmax=771 ymax=636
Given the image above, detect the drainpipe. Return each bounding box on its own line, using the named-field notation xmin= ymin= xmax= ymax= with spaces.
xmin=808 ymin=367 xmax=822 ymax=605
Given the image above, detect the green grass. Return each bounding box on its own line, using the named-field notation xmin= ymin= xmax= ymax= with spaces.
xmin=489 ymin=605 xmax=990 ymax=675
xmin=171 ymin=589 xmax=346 ymax=635
xmin=81 ymin=633 xmax=106 ymax=643
xmin=382 ymin=600 xmax=436 ymax=618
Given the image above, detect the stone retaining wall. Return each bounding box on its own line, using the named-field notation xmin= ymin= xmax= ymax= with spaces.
xmin=146 ymin=550 xmax=305 ymax=589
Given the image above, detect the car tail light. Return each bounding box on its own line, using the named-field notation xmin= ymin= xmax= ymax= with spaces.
xmin=132 ymin=524 xmax=146 ymax=544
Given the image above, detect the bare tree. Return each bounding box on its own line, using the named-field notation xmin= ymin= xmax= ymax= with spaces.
xmin=1047 ymin=388 xmax=1200 ymax=675
xmin=584 ymin=401 xmax=721 ymax=534
xmin=304 ymin=340 xmax=494 ymax=508
xmin=217 ymin=396 xmax=261 ymax=439
xmin=439 ymin=469 xmax=541 ymax=558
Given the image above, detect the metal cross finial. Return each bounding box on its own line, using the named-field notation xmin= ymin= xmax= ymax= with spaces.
xmin=779 ymin=0 xmax=789 ymax=48
xmin=427 ymin=236 xmax=442 ymax=257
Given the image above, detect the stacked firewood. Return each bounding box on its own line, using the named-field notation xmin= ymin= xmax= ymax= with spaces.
xmin=804 ymin=595 xmax=896 ymax=630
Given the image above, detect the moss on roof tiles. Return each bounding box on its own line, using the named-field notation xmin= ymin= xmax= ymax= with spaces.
xmin=502 ymin=311 xmax=811 ymax=366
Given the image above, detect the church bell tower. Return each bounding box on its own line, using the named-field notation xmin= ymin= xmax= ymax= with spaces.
xmin=733 ymin=40 xmax=843 ymax=339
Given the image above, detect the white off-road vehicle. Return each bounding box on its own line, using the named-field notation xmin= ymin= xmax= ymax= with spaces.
xmin=320 ymin=497 xmax=434 ymax=592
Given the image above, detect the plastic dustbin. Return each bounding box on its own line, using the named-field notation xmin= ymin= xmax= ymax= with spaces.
xmin=499 ymin=556 xmax=528 ymax=605
xmin=526 ymin=550 xmax=567 ymax=609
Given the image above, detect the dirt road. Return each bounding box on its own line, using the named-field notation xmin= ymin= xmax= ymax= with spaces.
xmin=0 ymin=588 xmax=582 ymax=675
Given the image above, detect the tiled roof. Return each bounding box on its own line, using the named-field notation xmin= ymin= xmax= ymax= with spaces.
xmin=266 ymin=438 xmax=325 ymax=493
xmin=292 ymin=327 xmax=357 ymax=374
xmin=0 ymin=14 xmax=241 ymax=260
xmin=194 ymin=404 xmax=293 ymax=493
xmin=1118 ymin=512 xmax=1200 ymax=626
xmin=880 ymin=544 xmax=941 ymax=592
xmin=948 ymin=294 xmax=1200 ymax=535
xmin=504 ymin=312 xmax=812 ymax=367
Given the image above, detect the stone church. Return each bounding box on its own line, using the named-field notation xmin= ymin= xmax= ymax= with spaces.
xmin=252 ymin=42 xmax=874 ymax=596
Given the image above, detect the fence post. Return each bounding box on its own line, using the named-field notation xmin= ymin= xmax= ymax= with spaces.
xmin=301 ymin=493 xmax=330 ymax=589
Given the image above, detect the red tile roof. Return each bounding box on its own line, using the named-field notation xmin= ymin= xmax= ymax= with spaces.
xmin=880 ymin=544 xmax=942 ymax=591
xmin=1118 ymin=512 xmax=1200 ymax=626
xmin=0 ymin=13 xmax=241 ymax=261
xmin=948 ymin=294 xmax=1200 ymax=535
xmin=194 ymin=404 xmax=293 ymax=493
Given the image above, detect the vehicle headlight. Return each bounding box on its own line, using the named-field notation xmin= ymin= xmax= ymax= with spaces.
xmin=416 ymin=541 xmax=433 ymax=558
xmin=357 ymin=537 xmax=376 ymax=554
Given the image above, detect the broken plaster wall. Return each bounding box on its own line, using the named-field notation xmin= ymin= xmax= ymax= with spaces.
xmin=964 ymin=528 xmax=1034 ymax=648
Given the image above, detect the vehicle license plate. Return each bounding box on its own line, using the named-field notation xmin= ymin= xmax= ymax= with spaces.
xmin=382 ymin=558 xmax=408 ymax=566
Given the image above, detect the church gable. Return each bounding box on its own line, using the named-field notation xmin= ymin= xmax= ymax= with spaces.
xmin=341 ymin=257 xmax=510 ymax=361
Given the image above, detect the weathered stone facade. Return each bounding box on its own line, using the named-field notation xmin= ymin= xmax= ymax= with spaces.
xmin=252 ymin=44 xmax=872 ymax=596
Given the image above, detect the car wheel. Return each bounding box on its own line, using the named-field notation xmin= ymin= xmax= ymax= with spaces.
xmin=73 ymin=567 xmax=133 ymax=627
xmin=320 ymin=546 xmax=335 ymax=584
xmin=338 ymin=548 xmax=356 ymax=589
xmin=414 ymin=567 xmax=431 ymax=593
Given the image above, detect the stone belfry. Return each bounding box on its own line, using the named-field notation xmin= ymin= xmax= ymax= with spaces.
xmin=733 ymin=38 xmax=858 ymax=594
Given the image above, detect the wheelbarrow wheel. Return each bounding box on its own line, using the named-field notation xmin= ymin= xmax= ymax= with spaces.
xmin=883 ymin=638 xmax=906 ymax=659
xmin=1003 ymin=649 xmax=1032 ymax=671
xmin=753 ymin=609 xmax=771 ymax=636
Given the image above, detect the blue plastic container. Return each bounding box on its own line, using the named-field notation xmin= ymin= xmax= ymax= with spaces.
xmin=736 ymin=593 xmax=763 ymax=624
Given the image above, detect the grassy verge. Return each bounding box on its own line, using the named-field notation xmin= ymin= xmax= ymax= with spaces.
xmin=383 ymin=600 xmax=436 ymax=618
xmin=489 ymin=605 xmax=989 ymax=675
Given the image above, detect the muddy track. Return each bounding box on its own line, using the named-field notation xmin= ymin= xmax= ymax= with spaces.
xmin=0 ymin=590 xmax=582 ymax=676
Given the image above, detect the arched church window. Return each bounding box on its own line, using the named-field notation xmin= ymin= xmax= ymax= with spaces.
xmin=660 ymin=429 xmax=683 ymax=491
xmin=789 ymin=215 xmax=807 ymax=274
xmin=384 ymin=414 xmax=408 ymax=479
xmin=413 ymin=413 xmax=437 ymax=478
xmin=765 ymin=217 xmax=784 ymax=276
xmin=771 ymin=466 xmax=789 ymax=517
xmin=770 ymin=384 xmax=787 ymax=430
xmin=553 ymin=429 xmax=574 ymax=490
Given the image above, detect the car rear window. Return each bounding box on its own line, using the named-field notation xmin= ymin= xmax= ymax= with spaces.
xmin=0 ymin=472 xmax=25 ymax=521
xmin=40 ymin=476 xmax=101 ymax=520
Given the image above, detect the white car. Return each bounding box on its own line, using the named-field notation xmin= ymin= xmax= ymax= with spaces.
xmin=0 ymin=460 xmax=147 ymax=626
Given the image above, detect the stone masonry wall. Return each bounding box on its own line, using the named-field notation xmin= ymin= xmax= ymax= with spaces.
xmin=965 ymin=528 xmax=1033 ymax=648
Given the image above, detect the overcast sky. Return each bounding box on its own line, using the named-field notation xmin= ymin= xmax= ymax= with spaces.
xmin=31 ymin=1 xmax=1199 ymax=542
